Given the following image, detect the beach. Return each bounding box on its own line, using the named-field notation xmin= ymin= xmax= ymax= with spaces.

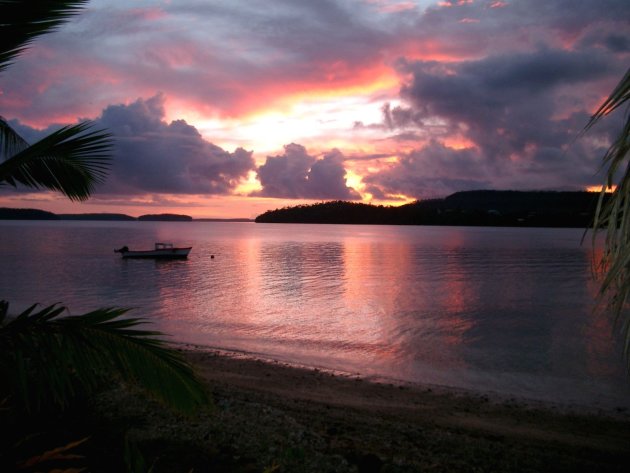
xmin=89 ymin=348 xmax=630 ymax=472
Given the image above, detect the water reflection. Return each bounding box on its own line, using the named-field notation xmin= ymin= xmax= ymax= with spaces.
xmin=1 ymin=221 xmax=628 ymax=406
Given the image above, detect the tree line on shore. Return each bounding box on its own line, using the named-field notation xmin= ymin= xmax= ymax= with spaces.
xmin=255 ymin=190 xmax=604 ymax=228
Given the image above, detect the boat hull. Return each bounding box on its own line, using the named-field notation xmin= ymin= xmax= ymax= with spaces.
xmin=119 ymin=247 xmax=192 ymax=259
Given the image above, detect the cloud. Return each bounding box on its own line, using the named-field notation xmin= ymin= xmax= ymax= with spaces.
xmin=3 ymin=0 xmax=627 ymax=127
xmin=0 ymin=0 xmax=400 ymax=124
xmin=6 ymin=95 xmax=256 ymax=197
xmin=2 ymin=0 xmax=629 ymax=206
xmin=364 ymin=140 xmax=492 ymax=198
xmin=364 ymin=124 xmax=618 ymax=199
xmin=94 ymin=94 xmax=255 ymax=195
xmin=367 ymin=42 xmax=626 ymax=199
xmin=417 ymin=0 xmax=630 ymax=51
xmin=253 ymin=143 xmax=361 ymax=200
xmin=401 ymin=48 xmax=616 ymax=154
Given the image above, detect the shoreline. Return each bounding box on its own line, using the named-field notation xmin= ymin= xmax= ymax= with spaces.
xmin=179 ymin=343 xmax=630 ymax=419
xmin=171 ymin=347 xmax=630 ymax=471
xmin=86 ymin=345 xmax=630 ymax=472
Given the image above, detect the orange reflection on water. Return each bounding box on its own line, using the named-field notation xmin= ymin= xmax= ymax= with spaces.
xmin=340 ymin=231 xmax=474 ymax=370
xmin=230 ymin=237 xmax=264 ymax=327
xmin=581 ymin=244 xmax=620 ymax=377
xmin=425 ymin=237 xmax=477 ymax=369
xmin=341 ymin=238 xmax=408 ymax=362
xmin=432 ymin=271 xmax=474 ymax=354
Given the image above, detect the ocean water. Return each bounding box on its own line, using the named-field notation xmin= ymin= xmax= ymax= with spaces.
xmin=1 ymin=220 xmax=629 ymax=408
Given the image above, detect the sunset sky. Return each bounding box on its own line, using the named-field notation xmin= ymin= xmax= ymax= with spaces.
xmin=1 ymin=0 xmax=628 ymax=218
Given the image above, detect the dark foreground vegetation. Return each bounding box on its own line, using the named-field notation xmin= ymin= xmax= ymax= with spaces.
xmin=255 ymin=190 xmax=603 ymax=228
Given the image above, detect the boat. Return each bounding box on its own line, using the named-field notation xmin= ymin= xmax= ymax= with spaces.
xmin=114 ymin=242 xmax=192 ymax=259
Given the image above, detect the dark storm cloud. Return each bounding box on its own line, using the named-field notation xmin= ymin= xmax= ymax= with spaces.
xmin=364 ymin=127 xmax=616 ymax=199
xmin=253 ymin=144 xmax=360 ymax=200
xmin=5 ymin=95 xmax=256 ymax=197
xmin=415 ymin=0 xmax=630 ymax=56
xmin=368 ymin=41 xmax=628 ymax=199
xmin=174 ymin=0 xmax=391 ymax=65
xmin=371 ymin=0 xmax=628 ymax=200
xmin=93 ymin=94 xmax=255 ymax=195
xmin=403 ymin=48 xmax=616 ymax=154
xmin=399 ymin=49 xmax=611 ymax=127
xmin=363 ymin=140 xmax=492 ymax=198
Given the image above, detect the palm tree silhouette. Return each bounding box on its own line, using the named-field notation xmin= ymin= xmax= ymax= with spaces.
xmin=0 ymin=1 xmax=111 ymax=200
xmin=585 ymin=68 xmax=630 ymax=366
xmin=0 ymin=0 xmax=207 ymax=425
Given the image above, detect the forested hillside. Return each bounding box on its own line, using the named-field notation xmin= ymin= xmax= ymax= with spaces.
xmin=255 ymin=190 xmax=603 ymax=228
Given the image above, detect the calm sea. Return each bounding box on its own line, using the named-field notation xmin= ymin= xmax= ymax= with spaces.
xmin=2 ymin=220 xmax=629 ymax=408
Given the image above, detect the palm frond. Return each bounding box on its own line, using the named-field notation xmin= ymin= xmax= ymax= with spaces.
xmin=17 ymin=437 xmax=88 ymax=470
xmin=586 ymin=68 xmax=630 ymax=365
xmin=584 ymin=68 xmax=630 ymax=132
xmin=0 ymin=301 xmax=209 ymax=413
xmin=0 ymin=116 xmax=29 ymax=160
xmin=0 ymin=0 xmax=90 ymax=73
xmin=0 ymin=121 xmax=113 ymax=201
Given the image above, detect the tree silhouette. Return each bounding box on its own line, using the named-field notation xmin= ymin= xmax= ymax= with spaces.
xmin=586 ymin=67 xmax=630 ymax=367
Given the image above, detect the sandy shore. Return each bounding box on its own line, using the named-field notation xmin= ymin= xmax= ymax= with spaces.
xmin=92 ymin=347 xmax=630 ymax=472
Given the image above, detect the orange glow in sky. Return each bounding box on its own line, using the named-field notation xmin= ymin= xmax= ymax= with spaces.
xmin=585 ymin=185 xmax=616 ymax=193
xmin=194 ymin=89 xmax=397 ymax=155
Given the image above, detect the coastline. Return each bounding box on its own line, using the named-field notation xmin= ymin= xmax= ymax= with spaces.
xmin=65 ymin=344 xmax=630 ymax=472
xmin=180 ymin=344 xmax=630 ymax=417
xmin=9 ymin=341 xmax=630 ymax=472
xmin=138 ymin=347 xmax=630 ymax=472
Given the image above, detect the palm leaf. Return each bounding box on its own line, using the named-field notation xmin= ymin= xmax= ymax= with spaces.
xmin=0 ymin=121 xmax=112 ymax=201
xmin=0 ymin=116 xmax=29 ymax=159
xmin=584 ymin=68 xmax=630 ymax=131
xmin=0 ymin=0 xmax=90 ymax=73
xmin=585 ymin=67 xmax=630 ymax=365
xmin=17 ymin=437 xmax=88 ymax=469
xmin=0 ymin=301 xmax=209 ymax=413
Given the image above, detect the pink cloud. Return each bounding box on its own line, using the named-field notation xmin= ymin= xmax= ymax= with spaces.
xmin=373 ymin=1 xmax=418 ymax=13
xmin=438 ymin=0 xmax=473 ymax=7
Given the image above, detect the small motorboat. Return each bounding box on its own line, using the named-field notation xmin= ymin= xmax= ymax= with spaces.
xmin=114 ymin=242 xmax=192 ymax=259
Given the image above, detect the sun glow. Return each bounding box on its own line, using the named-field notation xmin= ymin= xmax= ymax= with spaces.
xmin=345 ymin=170 xmax=365 ymax=194
xmin=234 ymin=171 xmax=263 ymax=195
xmin=585 ymin=185 xmax=616 ymax=193
xmin=162 ymin=64 xmax=400 ymax=156
xmin=442 ymin=136 xmax=476 ymax=150
xmin=368 ymin=194 xmax=416 ymax=206
xmin=195 ymin=93 xmax=394 ymax=155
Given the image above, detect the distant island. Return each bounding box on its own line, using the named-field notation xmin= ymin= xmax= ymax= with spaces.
xmin=58 ymin=213 xmax=136 ymax=221
xmin=0 ymin=208 xmax=59 ymax=220
xmin=255 ymin=190 xmax=605 ymax=228
xmin=137 ymin=213 xmax=192 ymax=222
xmin=0 ymin=208 xmax=253 ymax=222
xmin=0 ymin=190 xmax=605 ymax=227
